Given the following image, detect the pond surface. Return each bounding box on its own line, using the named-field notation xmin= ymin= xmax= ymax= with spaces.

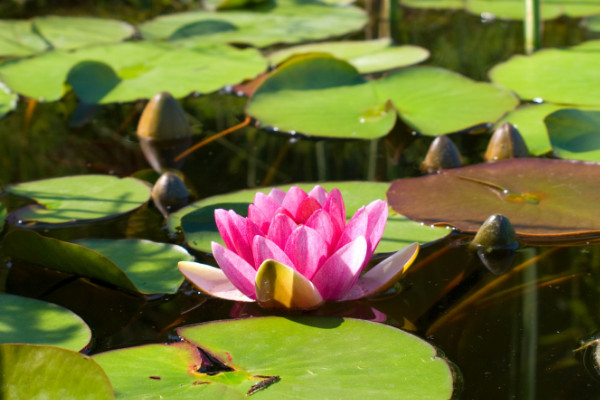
xmin=1 ymin=1 xmax=600 ymax=399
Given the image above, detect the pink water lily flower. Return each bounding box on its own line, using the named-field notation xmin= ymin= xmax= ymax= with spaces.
xmin=179 ymin=186 xmax=419 ymax=310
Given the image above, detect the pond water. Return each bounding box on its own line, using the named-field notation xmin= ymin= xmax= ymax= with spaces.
xmin=2 ymin=1 xmax=600 ymax=399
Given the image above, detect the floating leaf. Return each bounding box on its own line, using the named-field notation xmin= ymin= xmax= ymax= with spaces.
xmin=0 ymin=293 xmax=91 ymax=351
xmin=94 ymin=317 xmax=454 ymax=399
xmin=6 ymin=175 xmax=150 ymax=225
xmin=247 ymin=56 xmax=518 ymax=138
xmin=268 ymin=38 xmax=429 ymax=74
xmin=139 ymin=0 xmax=367 ymax=48
xmin=0 ymin=344 xmax=113 ymax=399
xmin=0 ymin=41 xmax=267 ymax=103
xmin=387 ymin=158 xmax=600 ymax=242
xmin=401 ymin=0 xmax=463 ymax=9
xmin=33 ymin=15 xmax=135 ymax=50
xmin=545 ymin=108 xmax=600 ymax=161
xmin=0 ymin=19 xmax=48 ymax=57
xmin=0 ymin=81 xmax=17 ymax=119
xmin=4 ymin=231 xmax=192 ymax=294
xmin=168 ymin=181 xmax=449 ymax=254
xmin=489 ymin=43 xmax=600 ymax=106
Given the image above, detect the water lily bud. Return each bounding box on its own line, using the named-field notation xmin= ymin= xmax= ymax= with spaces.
xmin=484 ymin=122 xmax=529 ymax=162
xmin=137 ymin=92 xmax=192 ymax=172
xmin=470 ymin=214 xmax=519 ymax=275
xmin=420 ymin=135 xmax=462 ymax=174
xmin=151 ymin=172 xmax=191 ymax=217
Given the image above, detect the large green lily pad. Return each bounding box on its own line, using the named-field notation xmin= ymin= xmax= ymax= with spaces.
xmin=0 ymin=344 xmax=113 ymax=400
xmin=94 ymin=317 xmax=454 ymax=399
xmin=489 ymin=43 xmax=600 ymax=106
xmin=0 ymin=41 xmax=266 ymax=103
xmin=545 ymin=108 xmax=600 ymax=161
xmin=0 ymin=81 xmax=17 ymax=118
xmin=0 ymin=293 xmax=91 ymax=351
xmin=268 ymin=38 xmax=429 ymax=74
xmin=0 ymin=16 xmax=134 ymax=57
xmin=6 ymin=174 xmax=151 ymax=225
xmin=4 ymin=230 xmax=192 ymax=294
xmin=246 ymin=55 xmax=518 ymax=138
xmin=138 ymin=0 xmax=367 ymax=48
xmin=387 ymin=158 xmax=600 ymax=243
xmin=168 ymin=181 xmax=449 ymax=254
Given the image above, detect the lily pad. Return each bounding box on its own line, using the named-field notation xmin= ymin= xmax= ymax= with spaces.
xmin=6 ymin=174 xmax=151 ymax=225
xmin=545 ymin=108 xmax=600 ymax=161
xmin=0 ymin=20 xmax=48 ymax=57
xmin=246 ymin=55 xmax=518 ymax=138
xmin=93 ymin=317 xmax=454 ymax=399
xmin=0 ymin=81 xmax=17 ymax=118
xmin=138 ymin=0 xmax=368 ymax=48
xmin=268 ymin=38 xmax=429 ymax=74
xmin=387 ymin=158 xmax=600 ymax=242
xmin=0 ymin=344 xmax=113 ymax=400
xmin=168 ymin=181 xmax=449 ymax=254
xmin=4 ymin=230 xmax=193 ymax=294
xmin=489 ymin=44 xmax=600 ymax=106
xmin=0 ymin=293 xmax=91 ymax=351
xmin=0 ymin=41 xmax=267 ymax=103
xmin=33 ymin=15 xmax=135 ymax=50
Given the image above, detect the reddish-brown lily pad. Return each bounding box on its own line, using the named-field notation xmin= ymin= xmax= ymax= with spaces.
xmin=387 ymin=158 xmax=600 ymax=243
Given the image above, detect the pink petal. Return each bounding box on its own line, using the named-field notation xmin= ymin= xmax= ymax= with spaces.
xmin=178 ymin=261 xmax=253 ymax=302
xmin=214 ymin=209 xmax=254 ymax=265
xmin=268 ymin=188 xmax=286 ymax=205
xmin=252 ymin=236 xmax=295 ymax=270
xmin=305 ymin=209 xmax=336 ymax=252
xmin=267 ymin=213 xmax=297 ymax=250
xmin=284 ymin=225 xmax=329 ymax=279
xmin=308 ymin=185 xmax=328 ymax=206
xmin=323 ymin=188 xmax=346 ymax=234
xmin=280 ymin=186 xmax=308 ymax=219
xmin=364 ymin=200 xmax=388 ymax=258
xmin=311 ymin=236 xmax=367 ymax=301
xmin=253 ymin=192 xmax=280 ymax=221
xmin=339 ymin=242 xmax=419 ymax=301
xmin=211 ymin=242 xmax=257 ymax=299
xmin=295 ymin=196 xmax=322 ymax=224
xmin=247 ymin=204 xmax=269 ymax=234
xmin=335 ymin=207 xmax=368 ymax=251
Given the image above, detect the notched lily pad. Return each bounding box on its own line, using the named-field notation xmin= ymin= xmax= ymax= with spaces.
xmin=0 ymin=344 xmax=113 ymax=400
xmin=5 ymin=174 xmax=151 ymax=226
xmin=247 ymin=56 xmax=518 ymax=138
xmin=0 ymin=293 xmax=91 ymax=351
xmin=93 ymin=317 xmax=454 ymax=399
xmin=4 ymin=230 xmax=193 ymax=294
xmin=387 ymin=158 xmax=600 ymax=243
xmin=168 ymin=181 xmax=449 ymax=254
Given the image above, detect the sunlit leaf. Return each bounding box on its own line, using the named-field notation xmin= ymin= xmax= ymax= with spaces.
xmin=4 ymin=231 xmax=192 ymax=294
xmin=247 ymin=56 xmax=517 ymax=138
xmin=387 ymin=158 xmax=600 ymax=243
xmin=0 ymin=344 xmax=113 ymax=399
xmin=0 ymin=81 xmax=17 ymax=119
xmin=0 ymin=41 xmax=267 ymax=103
xmin=33 ymin=15 xmax=135 ymax=50
xmin=545 ymin=108 xmax=600 ymax=161
xmin=490 ymin=43 xmax=600 ymax=106
xmin=268 ymin=38 xmax=429 ymax=73
xmin=139 ymin=0 xmax=368 ymax=47
xmin=168 ymin=181 xmax=449 ymax=254
xmin=0 ymin=293 xmax=91 ymax=351
xmin=94 ymin=317 xmax=454 ymax=399
xmin=6 ymin=175 xmax=151 ymax=225
xmin=0 ymin=19 xmax=48 ymax=57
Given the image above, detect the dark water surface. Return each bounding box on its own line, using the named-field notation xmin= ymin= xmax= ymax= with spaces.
xmin=2 ymin=2 xmax=600 ymax=399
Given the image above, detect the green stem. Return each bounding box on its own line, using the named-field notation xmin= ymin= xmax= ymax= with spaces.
xmin=524 ymin=0 xmax=541 ymax=55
